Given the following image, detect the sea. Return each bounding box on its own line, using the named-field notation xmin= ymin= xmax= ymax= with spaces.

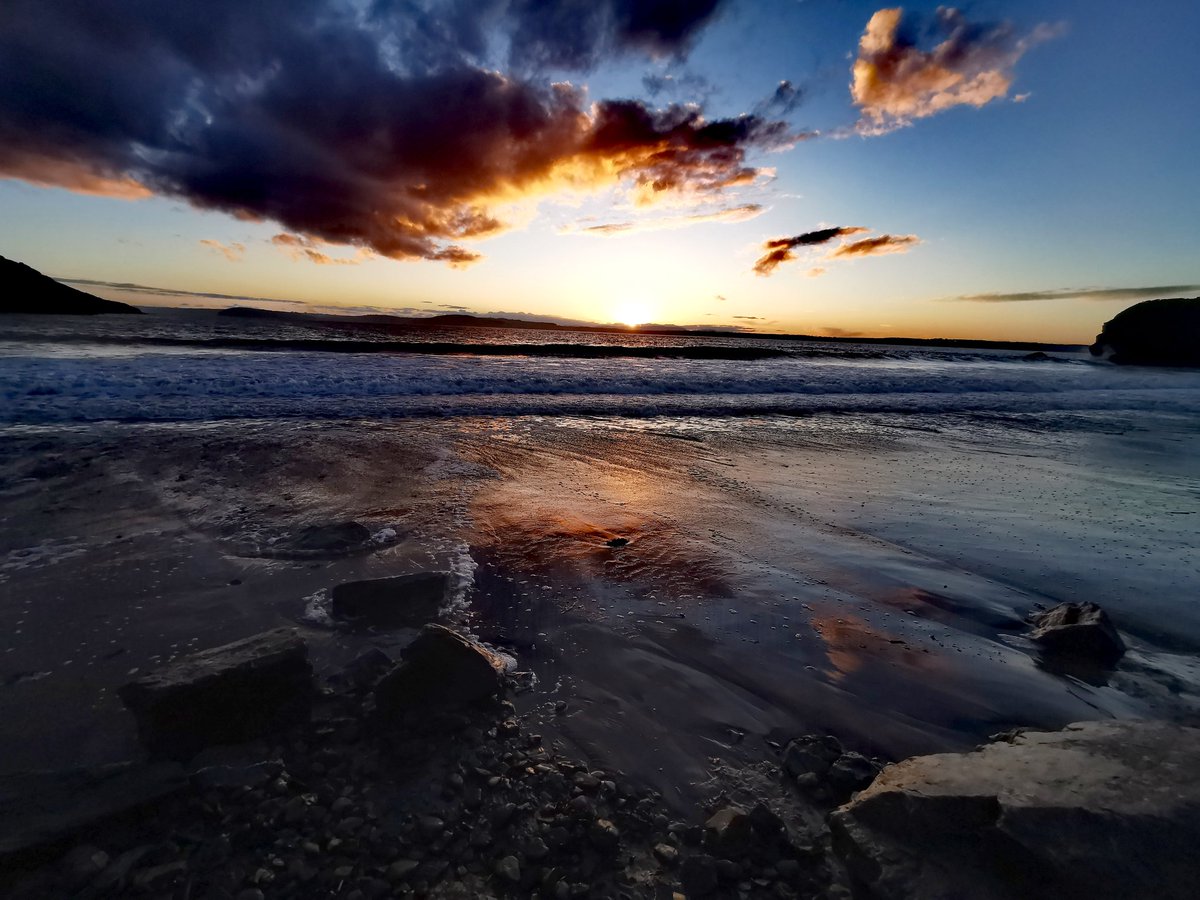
xmin=2 ymin=307 xmax=1199 ymax=802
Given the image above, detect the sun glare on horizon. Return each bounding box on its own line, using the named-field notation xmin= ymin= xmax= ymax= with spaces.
xmin=612 ymin=298 xmax=657 ymax=327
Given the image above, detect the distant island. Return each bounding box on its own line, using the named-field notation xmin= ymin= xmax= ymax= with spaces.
xmin=220 ymin=306 xmax=1083 ymax=353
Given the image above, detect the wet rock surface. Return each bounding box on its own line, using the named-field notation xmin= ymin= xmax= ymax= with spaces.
xmin=332 ymin=572 xmax=450 ymax=629
xmin=1027 ymin=601 xmax=1125 ymax=666
xmin=374 ymin=624 xmax=508 ymax=717
xmin=119 ymin=628 xmax=313 ymax=759
xmin=2 ymin=643 xmax=845 ymax=900
xmin=830 ymin=720 xmax=1200 ymax=900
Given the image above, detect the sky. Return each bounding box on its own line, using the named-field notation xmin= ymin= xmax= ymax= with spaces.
xmin=1 ymin=0 xmax=1198 ymax=343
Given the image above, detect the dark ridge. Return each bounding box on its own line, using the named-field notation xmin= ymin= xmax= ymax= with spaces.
xmin=8 ymin=334 xmax=789 ymax=361
xmin=0 ymin=256 xmax=142 ymax=315
xmin=215 ymin=306 xmax=1082 ymax=353
xmin=1090 ymin=297 xmax=1200 ymax=367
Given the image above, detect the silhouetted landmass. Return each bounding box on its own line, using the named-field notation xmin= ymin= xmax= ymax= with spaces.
xmin=0 ymin=256 xmax=142 ymax=315
xmin=218 ymin=306 xmax=1082 ymax=352
xmin=1090 ymin=297 xmax=1200 ymax=366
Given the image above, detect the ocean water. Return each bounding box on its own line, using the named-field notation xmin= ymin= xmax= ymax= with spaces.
xmin=3 ymin=309 xmax=1199 ymax=424
xmin=2 ymin=308 xmax=1199 ymax=797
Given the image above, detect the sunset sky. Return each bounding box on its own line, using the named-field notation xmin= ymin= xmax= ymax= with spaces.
xmin=2 ymin=0 xmax=1198 ymax=342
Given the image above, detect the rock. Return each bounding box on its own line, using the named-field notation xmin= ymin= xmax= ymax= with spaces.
xmin=0 ymin=255 xmax=143 ymax=315
xmin=680 ymin=854 xmax=718 ymax=897
xmin=826 ymin=752 xmax=882 ymax=802
xmin=653 ymin=843 xmax=679 ymax=866
xmin=605 ymin=537 xmax=629 ymax=548
xmin=495 ymin=855 xmax=521 ymax=883
xmin=331 ymin=572 xmax=450 ymax=629
xmin=131 ymin=859 xmax=187 ymax=890
xmin=782 ymin=734 xmax=843 ymax=780
xmin=291 ymin=521 xmax=372 ymax=553
xmin=1021 ymin=351 xmax=1052 ymax=361
xmin=747 ymin=802 xmax=785 ymax=838
xmin=1027 ymin=601 xmax=1125 ymax=665
xmin=0 ymin=763 xmax=185 ymax=861
xmin=703 ymin=807 xmax=753 ymax=858
xmin=374 ymin=625 xmax=507 ymax=718
xmin=590 ymin=818 xmax=620 ymax=851
xmin=190 ymin=759 xmax=284 ymax=790
xmin=387 ymin=859 xmax=419 ymax=880
xmin=343 ymin=647 xmax=394 ymax=689
xmin=119 ymin=628 xmax=312 ymax=759
xmin=59 ymin=844 xmax=109 ymax=887
xmin=830 ymin=721 xmax=1200 ymax=900
xmin=1090 ymin=297 xmax=1200 ymax=366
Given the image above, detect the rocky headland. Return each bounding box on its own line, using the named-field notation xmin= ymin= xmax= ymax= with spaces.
xmin=1090 ymin=297 xmax=1200 ymax=366
xmin=0 ymin=256 xmax=142 ymax=315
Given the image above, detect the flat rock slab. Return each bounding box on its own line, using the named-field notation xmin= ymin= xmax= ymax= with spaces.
xmin=375 ymin=625 xmax=507 ymax=718
xmin=0 ymin=761 xmax=186 ymax=862
xmin=831 ymin=720 xmax=1200 ymax=900
xmin=331 ymin=572 xmax=449 ymax=629
xmin=119 ymin=628 xmax=312 ymax=759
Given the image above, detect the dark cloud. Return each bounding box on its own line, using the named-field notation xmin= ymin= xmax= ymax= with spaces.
xmin=0 ymin=0 xmax=779 ymax=265
xmin=830 ymin=233 xmax=919 ymax=258
xmin=507 ymin=0 xmax=729 ymax=70
xmin=951 ymin=285 xmax=1200 ymax=303
xmin=641 ymin=71 xmax=713 ymax=100
xmin=732 ymin=315 xmax=762 ymax=320
xmin=755 ymin=80 xmax=803 ymax=116
xmin=851 ymin=7 xmax=1061 ymax=134
xmin=753 ymin=226 xmax=867 ymax=275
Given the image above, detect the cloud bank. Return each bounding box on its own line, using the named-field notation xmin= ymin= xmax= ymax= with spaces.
xmin=952 ymin=285 xmax=1200 ymax=303
xmin=0 ymin=0 xmax=786 ymax=266
xmin=852 ymin=7 xmax=1059 ymax=134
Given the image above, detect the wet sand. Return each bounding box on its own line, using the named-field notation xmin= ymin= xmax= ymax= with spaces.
xmin=1 ymin=411 xmax=1198 ymax=808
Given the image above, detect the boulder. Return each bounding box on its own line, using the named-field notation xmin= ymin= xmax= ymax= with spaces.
xmin=1027 ymin=601 xmax=1125 ymax=665
xmin=331 ymin=572 xmax=449 ymax=628
xmin=703 ymin=807 xmax=753 ymax=858
xmin=830 ymin=721 xmax=1200 ymax=900
xmin=290 ymin=521 xmax=372 ymax=554
xmin=373 ymin=625 xmax=507 ymax=718
xmin=119 ymin=628 xmax=312 ymax=758
xmin=782 ymin=734 xmax=843 ymax=779
xmin=1089 ymin=297 xmax=1200 ymax=366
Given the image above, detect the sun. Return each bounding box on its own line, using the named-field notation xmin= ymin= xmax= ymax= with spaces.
xmin=612 ymin=298 xmax=656 ymax=328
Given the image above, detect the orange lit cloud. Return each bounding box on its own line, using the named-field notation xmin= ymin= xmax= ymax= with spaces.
xmin=270 ymin=234 xmax=374 ymax=266
xmin=852 ymin=7 xmax=1060 ymax=135
xmin=755 ymin=226 xmax=918 ymax=275
xmin=830 ymin=233 xmax=920 ymax=258
xmin=199 ymin=239 xmax=245 ymax=262
xmin=753 ymin=226 xmax=868 ymax=275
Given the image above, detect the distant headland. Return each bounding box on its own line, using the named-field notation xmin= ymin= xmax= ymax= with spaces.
xmin=0 ymin=256 xmax=142 ymax=315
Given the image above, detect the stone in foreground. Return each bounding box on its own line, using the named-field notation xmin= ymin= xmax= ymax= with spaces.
xmin=1027 ymin=601 xmax=1125 ymax=665
xmin=119 ymin=628 xmax=312 ymax=759
xmin=374 ymin=625 xmax=507 ymax=718
xmin=831 ymin=720 xmax=1200 ymax=900
xmin=331 ymin=571 xmax=449 ymax=628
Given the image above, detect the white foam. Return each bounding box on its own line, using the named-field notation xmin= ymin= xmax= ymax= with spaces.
xmin=299 ymin=588 xmax=333 ymax=627
xmin=5 ymin=350 xmax=1199 ymax=424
